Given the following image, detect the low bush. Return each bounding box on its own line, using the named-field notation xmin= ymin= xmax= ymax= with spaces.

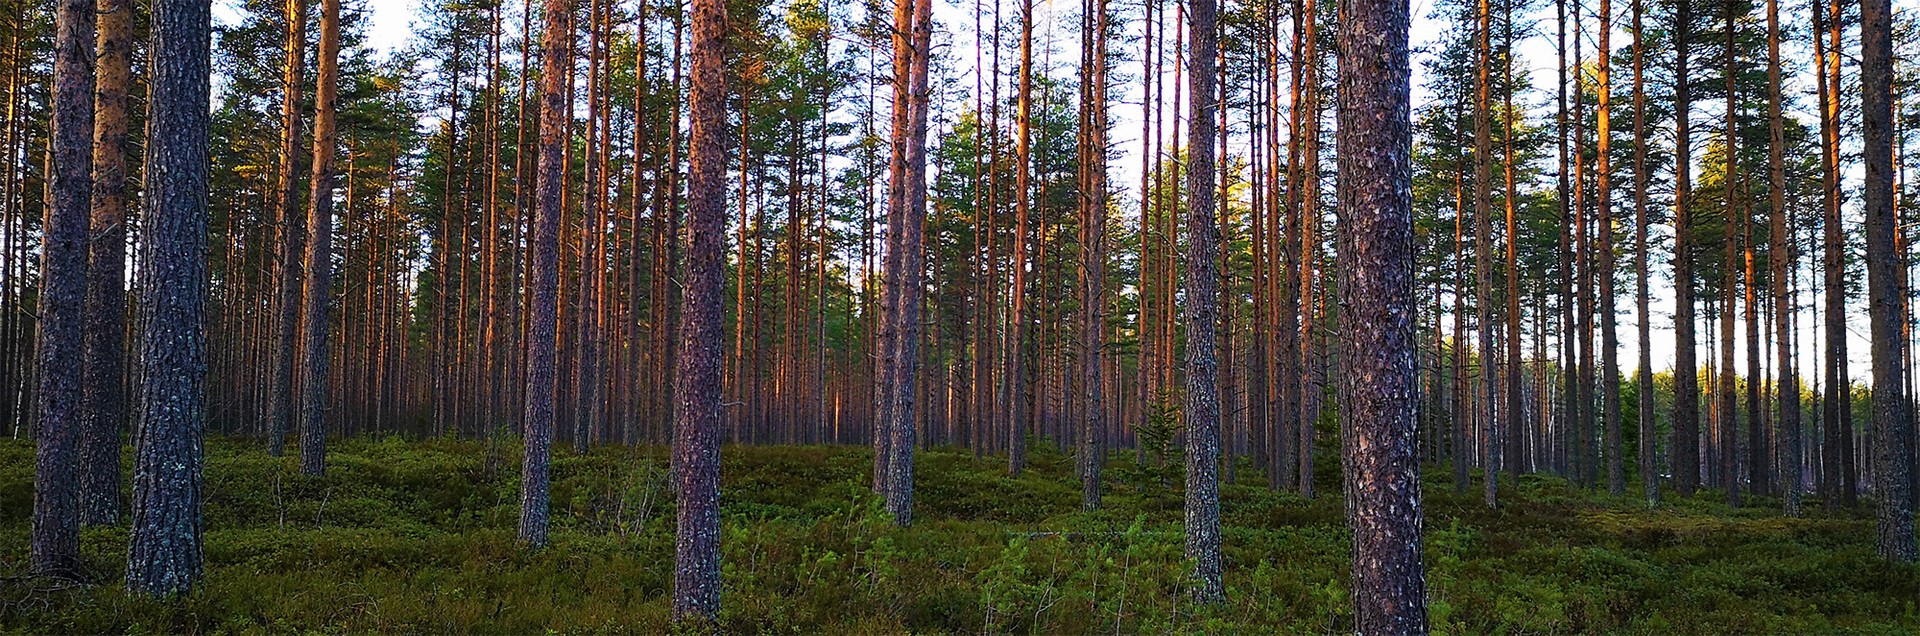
xmin=0 ymin=437 xmax=1913 ymax=633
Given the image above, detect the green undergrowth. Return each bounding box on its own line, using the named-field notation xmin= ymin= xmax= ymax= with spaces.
xmin=1 ymin=436 xmax=1915 ymax=633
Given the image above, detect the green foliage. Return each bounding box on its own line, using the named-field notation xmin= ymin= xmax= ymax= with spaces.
xmin=1 ymin=437 xmax=1915 ymax=633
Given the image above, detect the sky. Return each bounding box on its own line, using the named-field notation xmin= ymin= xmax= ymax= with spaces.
xmin=239 ymin=0 xmax=1903 ymax=384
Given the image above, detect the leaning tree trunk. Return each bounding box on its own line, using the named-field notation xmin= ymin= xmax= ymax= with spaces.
xmin=31 ymin=0 xmax=96 ymax=580
xmin=1336 ymin=0 xmax=1429 ymax=626
xmin=520 ymin=0 xmax=571 ymax=549
xmin=298 ymin=0 xmax=340 ymax=478
xmin=126 ymin=0 xmax=211 ymax=597
xmin=1861 ymin=0 xmax=1915 ymax=563
xmin=81 ymin=0 xmax=134 ymax=528
xmin=1182 ymin=0 xmax=1223 ymax=603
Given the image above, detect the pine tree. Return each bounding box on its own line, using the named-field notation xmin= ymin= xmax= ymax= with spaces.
xmin=126 ymin=0 xmax=212 ymax=596
xmin=1861 ymin=0 xmax=1914 ymax=563
xmin=1337 ymin=0 xmax=1429 ymax=625
xmin=298 ymin=0 xmax=341 ymax=478
xmin=673 ymin=0 xmax=731 ymax=614
xmin=1182 ymin=0 xmax=1224 ymax=602
xmin=269 ymin=0 xmax=308 ymax=458
xmin=1766 ymin=0 xmax=1800 ymax=516
xmin=80 ymin=0 xmax=134 ymax=527
xmin=31 ymin=0 xmax=97 ymax=580
xmin=520 ymin=0 xmax=571 ymax=549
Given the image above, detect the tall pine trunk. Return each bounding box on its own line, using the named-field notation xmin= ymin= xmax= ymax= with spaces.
xmin=672 ymin=0 xmax=730 ymax=612
xmin=1076 ymin=0 xmax=1109 ymax=511
xmin=1598 ymin=0 xmax=1623 ymax=497
xmin=1633 ymin=0 xmax=1659 ymax=506
xmin=1006 ymin=0 xmax=1034 ymax=476
xmin=126 ymin=0 xmax=211 ymax=596
xmin=81 ymin=0 xmax=133 ymax=527
xmin=1182 ymin=0 xmax=1223 ymax=603
xmin=1766 ymin=0 xmax=1800 ymax=515
xmin=1861 ymin=0 xmax=1915 ymax=562
xmin=1472 ymin=0 xmax=1496 ymax=507
xmin=1336 ymin=0 xmax=1429 ymax=622
xmin=520 ymin=0 xmax=571 ymax=548
xmin=269 ymin=0 xmax=307 ymax=457
xmin=31 ymin=0 xmax=96 ymax=580
xmin=298 ymin=0 xmax=340 ymax=478
xmin=1672 ymin=0 xmax=1700 ymax=497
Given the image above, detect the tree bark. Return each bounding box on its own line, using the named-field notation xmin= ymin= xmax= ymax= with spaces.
xmin=1632 ymin=0 xmax=1659 ymax=506
xmin=1816 ymin=0 xmax=1855 ymax=510
xmin=1720 ymin=0 xmax=1740 ymax=507
xmin=269 ymin=0 xmax=307 ymax=458
xmin=1861 ymin=0 xmax=1914 ymax=562
xmin=1766 ymin=0 xmax=1800 ymax=515
xmin=81 ymin=0 xmax=133 ymax=527
xmin=1672 ymin=0 xmax=1700 ymax=497
xmin=31 ymin=0 xmax=96 ymax=580
xmin=1006 ymin=0 xmax=1035 ymax=476
xmin=298 ymin=0 xmax=340 ymax=478
xmin=673 ymin=0 xmax=729 ymax=613
xmin=126 ymin=0 xmax=210 ymax=596
xmin=1337 ymin=0 xmax=1429 ymax=626
xmin=1598 ymin=0 xmax=1623 ymax=497
xmin=520 ymin=0 xmax=571 ymax=549
xmin=1183 ymin=0 xmax=1222 ymax=603
xmin=1077 ymin=0 xmax=1109 ymax=511
xmin=1472 ymin=0 xmax=1496 ymax=507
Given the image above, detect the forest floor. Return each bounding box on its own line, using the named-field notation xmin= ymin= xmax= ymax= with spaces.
xmin=1 ymin=435 xmax=1916 ymax=634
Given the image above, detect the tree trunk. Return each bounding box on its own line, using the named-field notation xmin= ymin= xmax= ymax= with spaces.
xmin=1766 ymin=0 xmax=1800 ymax=515
xmin=298 ymin=0 xmax=340 ymax=478
xmin=1861 ymin=0 xmax=1915 ymax=562
xmin=1720 ymin=0 xmax=1740 ymax=507
xmin=1672 ymin=0 xmax=1700 ymax=497
xmin=1182 ymin=0 xmax=1223 ymax=602
xmin=1006 ymin=0 xmax=1034 ymax=476
xmin=1633 ymin=0 xmax=1659 ymax=506
xmin=1336 ymin=0 xmax=1429 ymax=623
xmin=1473 ymin=0 xmax=1496 ymax=507
xmin=31 ymin=0 xmax=96 ymax=580
xmin=672 ymin=0 xmax=729 ymax=613
xmin=81 ymin=0 xmax=133 ymax=527
xmin=1502 ymin=0 xmax=1524 ymax=487
xmin=1077 ymin=0 xmax=1109 ymax=511
xmin=1598 ymin=0 xmax=1623 ymax=497
xmin=1816 ymin=0 xmax=1854 ymax=510
xmin=126 ymin=0 xmax=210 ymax=596
xmin=270 ymin=0 xmax=307 ymax=457
xmin=520 ymin=0 xmax=571 ymax=549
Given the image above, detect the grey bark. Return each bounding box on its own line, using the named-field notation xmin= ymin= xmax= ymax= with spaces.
xmin=126 ymin=0 xmax=211 ymax=597
xmin=31 ymin=0 xmax=96 ymax=580
xmin=1861 ymin=0 xmax=1915 ymax=562
xmin=1183 ymin=0 xmax=1222 ymax=603
xmin=672 ymin=0 xmax=729 ymax=616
